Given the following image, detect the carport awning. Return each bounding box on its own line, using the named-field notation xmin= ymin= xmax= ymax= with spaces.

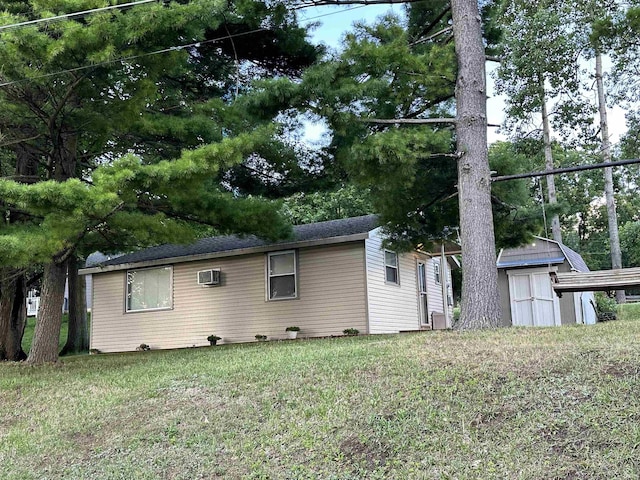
xmin=551 ymin=267 xmax=640 ymax=294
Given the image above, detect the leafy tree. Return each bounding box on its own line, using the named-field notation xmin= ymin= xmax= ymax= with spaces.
xmin=495 ymin=0 xmax=595 ymax=244
xmin=0 ymin=0 xmax=318 ymax=364
xmin=283 ymin=185 xmax=373 ymax=224
xmin=620 ymin=221 xmax=640 ymax=267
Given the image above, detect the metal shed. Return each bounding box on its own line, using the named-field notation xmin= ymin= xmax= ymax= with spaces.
xmin=497 ymin=237 xmax=597 ymax=327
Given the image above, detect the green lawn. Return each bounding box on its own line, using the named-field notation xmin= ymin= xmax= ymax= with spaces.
xmin=21 ymin=315 xmax=69 ymax=353
xmin=3 ymin=310 xmax=640 ymax=479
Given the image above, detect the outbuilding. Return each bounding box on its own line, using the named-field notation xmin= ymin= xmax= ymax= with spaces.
xmin=497 ymin=237 xmax=596 ymax=327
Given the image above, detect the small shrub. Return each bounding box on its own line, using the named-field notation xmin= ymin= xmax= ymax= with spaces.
xmin=207 ymin=335 xmax=222 ymax=345
xmin=136 ymin=343 xmax=151 ymax=351
xmin=343 ymin=328 xmax=359 ymax=336
xmin=255 ymin=334 xmax=267 ymax=341
xmin=285 ymin=326 xmax=300 ymax=332
xmin=595 ymin=292 xmax=617 ymax=321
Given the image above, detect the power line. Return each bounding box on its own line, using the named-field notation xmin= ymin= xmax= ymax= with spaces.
xmin=491 ymin=158 xmax=640 ymax=183
xmin=0 ymin=0 xmax=160 ymax=31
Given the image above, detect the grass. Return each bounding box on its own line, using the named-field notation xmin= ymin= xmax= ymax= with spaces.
xmin=2 ymin=311 xmax=640 ymax=479
xmin=21 ymin=315 xmax=69 ymax=353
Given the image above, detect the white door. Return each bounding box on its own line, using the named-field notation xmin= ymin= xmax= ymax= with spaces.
xmin=508 ymin=270 xmax=560 ymax=327
xmin=417 ymin=261 xmax=430 ymax=327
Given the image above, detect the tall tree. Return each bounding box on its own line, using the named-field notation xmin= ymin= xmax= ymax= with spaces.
xmin=450 ymin=0 xmax=501 ymax=328
xmin=495 ymin=0 xmax=594 ymax=244
xmin=595 ymin=50 xmax=625 ymax=302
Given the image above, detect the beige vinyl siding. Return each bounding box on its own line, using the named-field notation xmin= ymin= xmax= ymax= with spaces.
xmin=498 ymin=269 xmax=513 ymax=327
xmin=365 ymin=228 xmax=420 ymax=334
xmin=557 ymin=262 xmax=579 ymax=325
xmin=90 ymin=243 xmax=367 ymax=353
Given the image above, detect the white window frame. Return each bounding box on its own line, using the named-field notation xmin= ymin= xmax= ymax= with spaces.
xmin=434 ymin=262 xmax=441 ymax=285
xmin=125 ymin=265 xmax=173 ymax=313
xmin=384 ymin=250 xmax=400 ymax=285
xmin=266 ymin=250 xmax=298 ymax=301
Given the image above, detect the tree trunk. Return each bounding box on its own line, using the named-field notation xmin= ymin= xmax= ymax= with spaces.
xmin=596 ymin=51 xmax=625 ymax=303
xmin=26 ymin=261 xmax=67 ymax=365
xmin=451 ymin=0 xmax=501 ymax=329
xmin=0 ymin=269 xmax=28 ymax=361
xmin=60 ymin=255 xmax=89 ymax=355
xmin=540 ymin=78 xmax=562 ymax=243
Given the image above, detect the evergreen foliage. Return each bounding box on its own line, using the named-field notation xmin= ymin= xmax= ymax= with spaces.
xmin=0 ymin=0 xmax=319 ymax=363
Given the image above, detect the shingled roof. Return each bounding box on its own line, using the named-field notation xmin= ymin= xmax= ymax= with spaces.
xmin=497 ymin=236 xmax=590 ymax=273
xmin=89 ymin=214 xmax=379 ymax=271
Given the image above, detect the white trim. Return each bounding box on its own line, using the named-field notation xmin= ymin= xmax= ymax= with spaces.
xmin=416 ymin=259 xmax=430 ymax=327
xmin=266 ymin=250 xmax=298 ymax=301
xmin=125 ymin=265 xmax=173 ymax=313
xmin=384 ymin=250 xmax=400 ymax=285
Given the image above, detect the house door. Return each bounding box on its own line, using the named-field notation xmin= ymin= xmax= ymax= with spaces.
xmin=508 ymin=270 xmax=560 ymax=327
xmin=417 ymin=261 xmax=430 ymax=327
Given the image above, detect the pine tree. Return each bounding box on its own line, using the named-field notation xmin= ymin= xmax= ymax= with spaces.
xmin=0 ymin=0 xmax=318 ymax=364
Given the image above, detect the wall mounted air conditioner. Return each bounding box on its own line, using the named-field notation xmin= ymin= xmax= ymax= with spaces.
xmin=197 ymin=269 xmax=221 ymax=286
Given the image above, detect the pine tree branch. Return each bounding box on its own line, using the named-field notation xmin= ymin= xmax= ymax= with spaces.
xmin=0 ymin=134 xmax=44 ymax=148
xmin=410 ymin=5 xmax=452 ymax=44
xmin=293 ymin=0 xmax=424 ymax=8
xmin=48 ymin=75 xmax=85 ymax=135
xmin=361 ymin=117 xmax=500 ymax=127
xmin=53 ymin=201 xmax=126 ymax=264
xmin=410 ymin=26 xmax=453 ymax=46
xmin=362 ymin=117 xmax=457 ymax=125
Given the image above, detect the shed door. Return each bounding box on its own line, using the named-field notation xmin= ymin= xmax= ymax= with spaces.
xmin=508 ymin=270 xmax=560 ymax=327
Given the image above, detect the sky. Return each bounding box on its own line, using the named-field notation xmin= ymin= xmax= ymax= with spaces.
xmin=297 ymin=4 xmax=629 ymax=146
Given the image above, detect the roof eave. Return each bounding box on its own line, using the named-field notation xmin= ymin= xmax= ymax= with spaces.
xmin=79 ymin=232 xmax=370 ymax=275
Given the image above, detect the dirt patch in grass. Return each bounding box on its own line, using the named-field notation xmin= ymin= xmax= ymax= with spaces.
xmin=340 ymin=435 xmax=390 ymax=470
xmin=601 ymin=363 xmax=640 ymax=378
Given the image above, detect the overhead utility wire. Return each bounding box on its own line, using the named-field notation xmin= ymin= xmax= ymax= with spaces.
xmin=491 ymin=158 xmax=640 ymax=182
xmin=0 ymin=0 xmax=160 ymax=31
xmin=0 ymin=5 xmax=366 ymax=88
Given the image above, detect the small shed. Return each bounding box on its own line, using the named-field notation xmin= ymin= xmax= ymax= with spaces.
xmin=497 ymin=237 xmax=597 ymax=327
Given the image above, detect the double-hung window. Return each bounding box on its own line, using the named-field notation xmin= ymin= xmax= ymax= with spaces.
xmin=267 ymin=251 xmax=297 ymax=300
xmin=126 ymin=266 xmax=172 ymax=312
xmin=384 ymin=250 xmax=399 ymax=285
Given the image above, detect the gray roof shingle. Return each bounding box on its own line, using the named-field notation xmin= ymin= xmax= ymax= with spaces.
xmin=98 ymin=215 xmax=379 ymax=267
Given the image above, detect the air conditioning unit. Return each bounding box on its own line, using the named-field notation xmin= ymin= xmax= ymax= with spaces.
xmin=197 ymin=269 xmax=221 ymax=286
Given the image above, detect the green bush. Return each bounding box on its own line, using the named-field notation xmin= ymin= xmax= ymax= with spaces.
xmin=595 ymin=292 xmax=617 ymax=321
xmin=343 ymin=328 xmax=359 ymax=336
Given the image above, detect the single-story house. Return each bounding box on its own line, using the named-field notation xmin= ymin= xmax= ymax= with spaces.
xmin=497 ymin=236 xmax=596 ymax=327
xmin=79 ymin=215 xmax=456 ymax=353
